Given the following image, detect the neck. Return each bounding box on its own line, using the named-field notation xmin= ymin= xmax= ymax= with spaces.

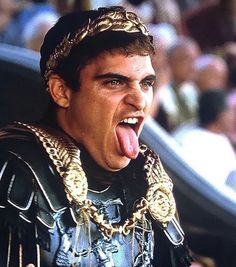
xmin=205 ymin=123 xmax=223 ymax=134
xmin=80 ymin=145 xmax=123 ymax=189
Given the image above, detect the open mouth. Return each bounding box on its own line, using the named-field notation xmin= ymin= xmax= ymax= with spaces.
xmin=116 ymin=117 xmax=143 ymax=159
xmin=119 ymin=117 xmax=141 ymax=135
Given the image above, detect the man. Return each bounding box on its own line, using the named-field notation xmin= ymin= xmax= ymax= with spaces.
xmin=194 ymin=54 xmax=228 ymax=93
xmin=22 ymin=12 xmax=59 ymax=52
xmin=0 ymin=6 xmax=192 ymax=267
xmin=156 ymin=36 xmax=200 ymax=132
xmin=173 ymin=89 xmax=236 ymax=187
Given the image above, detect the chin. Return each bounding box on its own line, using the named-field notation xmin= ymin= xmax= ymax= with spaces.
xmin=113 ymin=157 xmax=131 ymax=171
xmin=107 ymin=157 xmax=131 ymax=172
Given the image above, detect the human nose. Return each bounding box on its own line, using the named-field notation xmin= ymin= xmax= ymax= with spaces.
xmin=123 ymin=84 xmax=148 ymax=110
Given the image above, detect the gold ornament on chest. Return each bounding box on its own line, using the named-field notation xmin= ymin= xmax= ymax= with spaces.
xmin=17 ymin=122 xmax=176 ymax=238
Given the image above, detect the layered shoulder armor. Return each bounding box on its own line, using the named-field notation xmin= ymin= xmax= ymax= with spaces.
xmin=0 ymin=123 xmax=69 ymax=230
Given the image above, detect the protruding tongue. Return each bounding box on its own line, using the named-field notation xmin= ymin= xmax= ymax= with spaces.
xmin=116 ymin=124 xmax=139 ymax=159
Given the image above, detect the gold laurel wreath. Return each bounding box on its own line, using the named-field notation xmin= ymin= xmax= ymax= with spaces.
xmin=44 ymin=7 xmax=150 ymax=81
xmin=18 ymin=122 xmax=176 ymax=237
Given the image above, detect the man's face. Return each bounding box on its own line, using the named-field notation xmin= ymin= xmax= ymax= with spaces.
xmin=61 ymin=52 xmax=155 ymax=171
xmin=170 ymin=45 xmax=199 ymax=83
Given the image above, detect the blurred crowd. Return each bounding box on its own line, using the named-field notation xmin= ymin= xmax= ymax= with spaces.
xmin=1 ymin=1 xmax=236 ymax=265
xmin=145 ymin=0 xmax=236 ymax=197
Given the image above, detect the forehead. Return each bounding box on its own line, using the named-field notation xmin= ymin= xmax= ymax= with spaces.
xmin=82 ymin=51 xmax=155 ymax=76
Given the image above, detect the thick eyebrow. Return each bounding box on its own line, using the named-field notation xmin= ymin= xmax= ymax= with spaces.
xmin=94 ymin=73 xmax=131 ymax=82
xmin=94 ymin=73 xmax=157 ymax=83
xmin=141 ymin=74 xmax=157 ymax=83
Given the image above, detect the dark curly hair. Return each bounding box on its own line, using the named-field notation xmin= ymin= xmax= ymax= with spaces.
xmin=198 ymin=89 xmax=228 ymax=127
xmin=40 ymin=6 xmax=154 ymax=90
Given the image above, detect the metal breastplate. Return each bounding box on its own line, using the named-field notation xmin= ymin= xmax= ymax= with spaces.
xmin=0 ymin=123 xmax=189 ymax=267
xmin=41 ymin=185 xmax=154 ymax=267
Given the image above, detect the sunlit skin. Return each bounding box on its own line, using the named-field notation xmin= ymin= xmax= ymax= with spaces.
xmin=49 ymin=52 xmax=156 ymax=171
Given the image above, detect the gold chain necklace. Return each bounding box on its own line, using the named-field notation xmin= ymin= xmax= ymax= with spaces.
xmin=17 ymin=122 xmax=176 ymax=238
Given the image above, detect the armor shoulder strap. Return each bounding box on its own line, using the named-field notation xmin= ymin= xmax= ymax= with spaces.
xmin=0 ymin=124 xmax=69 ymax=229
xmin=139 ymin=143 xmax=193 ymax=266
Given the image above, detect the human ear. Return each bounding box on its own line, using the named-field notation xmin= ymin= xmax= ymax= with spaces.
xmin=47 ymin=75 xmax=71 ymax=108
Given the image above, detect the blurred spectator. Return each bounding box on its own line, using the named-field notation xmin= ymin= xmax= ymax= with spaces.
xmin=148 ymin=23 xmax=177 ymax=118
xmin=182 ymin=0 xmax=236 ymax=52
xmin=91 ymin=0 xmax=181 ymax=27
xmin=194 ymin=54 xmax=229 ymax=92
xmin=0 ymin=0 xmax=28 ymax=45
xmin=0 ymin=0 xmax=57 ymax=47
xmin=223 ymin=42 xmax=236 ymax=90
xmin=173 ymin=89 xmax=236 ymax=188
xmin=154 ymin=36 xmax=200 ymax=132
xmin=90 ymin=0 xmax=122 ymax=9
xmin=152 ymin=0 xmax=182 ymax=33
xmin=72 ymin=0 xmax=91 ymax=11
xmin=22 ymin=12 xmax=58 ymax=52
xmin=122 ymin=0 xmax=157 ymax=24
xmin=49 ymin=0 xmax=71 ymax=15
xmin=176 ymin=0 xmax=203 ymax=12
xmin=227 ymin=90 xmax=236 ymax=153
xmin=49 ymin=0 xmax=88 ymax=15
xmin=90 ymin=0 xmax=157 ymax=24
xmin=0 ymin=0 xmax=12 ymax=30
